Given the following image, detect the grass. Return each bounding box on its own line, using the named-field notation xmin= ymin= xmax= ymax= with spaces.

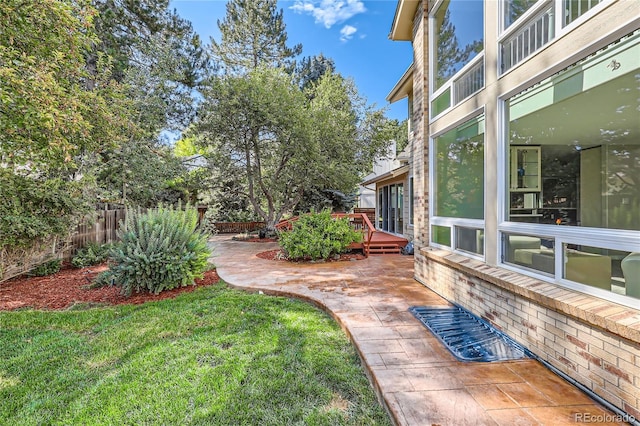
xmin=0 ymin=282 xmax=391 ymax=425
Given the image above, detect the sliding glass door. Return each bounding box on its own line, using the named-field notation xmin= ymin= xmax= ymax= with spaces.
xmin=378 ymin=183 xmax=404 ymax=234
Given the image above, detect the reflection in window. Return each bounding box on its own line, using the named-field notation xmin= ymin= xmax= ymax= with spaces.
xmin=503 ymin=233 xmax=555 ymax=275
xmin=432 ymin=225 xmax=451 ymax=247
xmin=506 ymin=31 xmax=640 ymax=231
xmin=456 ymin=227 xmax=484 ymax=255
xmin=562 ymin=244 xmax=637 ymax=298
xmin=433 ymin=0 xmax=483 ymax=90
xmin=435 ymin=115 xmax=485 ymax=219
xmin=504 ymin=0 xmax=538 ymax=29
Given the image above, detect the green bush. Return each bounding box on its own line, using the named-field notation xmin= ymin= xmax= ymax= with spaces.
xmin=29 ymin=259 xmax=62 ymax=277
xmin=101 ymin=205 xmax=212 ymax=296
xmin=278 ymin=210 xmax=361 ymax=261
xmin=71 ymin=242 xmax=113 ymax=268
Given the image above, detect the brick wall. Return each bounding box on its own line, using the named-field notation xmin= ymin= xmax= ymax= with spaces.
xmin=415 ymin=251 xmax=640 ymax=419
xmin=410 ymin=1 xmax=429 ymax=264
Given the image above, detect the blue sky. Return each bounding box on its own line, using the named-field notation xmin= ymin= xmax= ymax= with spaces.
xmin=169 ymin=0 xmax=413 ymax=121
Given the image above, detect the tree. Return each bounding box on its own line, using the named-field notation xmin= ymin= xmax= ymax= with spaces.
xmin=296 ymin=53 xmax=336 ymax=90
xmin=90 ymin=33 xmax=200 ymax=206
xmin=90 ymin=0 xmax=208 ymax=86
xmin=194 ymin=68 xmax=391 ymax=230
xmin=0 ymin=0 xmax=132 ymax=278
xmin=0 ymin=0 xmax=129 ymax=175
xmin=211 ymin=0 xmax=301 ymax=73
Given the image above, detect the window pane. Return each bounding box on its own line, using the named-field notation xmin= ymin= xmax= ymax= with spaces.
xmin=432 ymin=225 xmax=451 ymax=247
xmin=431 ymin=88 xmax=451 ymax=117
xmin=435 ymin=115 xmax=485 ymax=219
xmin=456 ymin=227 xmax=484 ymax=255
xmin=506 ymin=31 xmax=640 ymax=231
xmin=504 ymin=0 xmax=539 ymax=28
xmin=563 ymin=244 xmax=637 ymax=298
xmin=563 ymin=0 xmax=602 ymax=27
xmin=503 ymin=233 xmax=555 ymax=275
xmin=433 ymin=0 xmax=483 ymax=90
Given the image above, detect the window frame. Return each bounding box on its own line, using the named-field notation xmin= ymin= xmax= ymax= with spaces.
xmin=429 ymin=109 xmax=487 ymax=259
xmin=497 ymin=29 xmax=640 ymax=308
xmin=429 ymin=0 xmax=485 ymax=120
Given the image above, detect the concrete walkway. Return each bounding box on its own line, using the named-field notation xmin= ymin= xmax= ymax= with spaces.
xmin=210 ymin=236 xmax=623 ymax=425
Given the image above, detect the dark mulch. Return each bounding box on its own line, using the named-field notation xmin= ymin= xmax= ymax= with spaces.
xmin=0 ymin=264 xmax=220 ymax=311
xmin=256 ymin=249 xmax=365 ymax=263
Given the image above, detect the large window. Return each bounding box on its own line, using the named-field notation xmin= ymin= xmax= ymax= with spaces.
xmin=435 ymin=115 xmax=485 ymax=219
xmin=502 ymin=31 xmax=640 ymax=304
xmin=431 ymin=114 xmax=485 ymax=256
xmin=506 ymin=31 xmax=640 ymax=232
xmin=433 ymin=0 xmax=484 ymax=90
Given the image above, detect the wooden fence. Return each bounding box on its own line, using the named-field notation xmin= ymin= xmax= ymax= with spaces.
xmin=69 ymin=209 xmax=127 ymax=253
xmin=213 ymin=221 xmax=265 ymax=234
xmin=1 ymin=205 xmax=266 ymax=282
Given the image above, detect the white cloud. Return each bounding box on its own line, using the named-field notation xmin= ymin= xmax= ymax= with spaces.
xmin=290 ymin=0 xmax=366 ymax=29
xmin=339 ymin=25 xmax=357 ymax=42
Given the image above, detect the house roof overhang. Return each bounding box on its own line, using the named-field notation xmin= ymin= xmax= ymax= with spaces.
xmin=389 ymin=0 xmax=420 ymax=41
xmin=361 ymin=165 xmax=410 ymax=186
xmin=387 ymin=64 xmax=414 ymax=103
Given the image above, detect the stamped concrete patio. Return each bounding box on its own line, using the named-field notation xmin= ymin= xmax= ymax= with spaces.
xmin=210 ymin=235 xmax=624 ymax=425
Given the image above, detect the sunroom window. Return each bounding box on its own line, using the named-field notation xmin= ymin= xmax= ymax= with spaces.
xmin=506 ymin=31 xmax=640 ymax=231
xmin=431 ymin=114 xmax=485 ymax=254
xmin=501 ymin=30 xmax=640 ymax=305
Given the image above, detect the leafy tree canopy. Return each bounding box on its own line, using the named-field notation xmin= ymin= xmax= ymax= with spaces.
xmin=194 ymin=67 xmax=391 ymax=229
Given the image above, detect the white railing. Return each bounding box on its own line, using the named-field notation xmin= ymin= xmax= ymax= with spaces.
xmin=501 ymin=7 xmax=555 ymax=73
xmin=564 ymin=0 xmax=602 ymax=26
xmin=453 ymin=59 xmax=484 ymax=104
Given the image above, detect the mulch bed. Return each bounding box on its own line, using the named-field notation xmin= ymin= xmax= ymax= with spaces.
xmin=0 ymin=264 xmax=220 ymax=311
xmin=256 ymin=249 xmax=365 ymax=262
xmin=235 ymin=237 xmax=278 ymax=243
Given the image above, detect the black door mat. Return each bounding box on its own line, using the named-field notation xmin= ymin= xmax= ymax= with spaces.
xmin=409 ymin=306 xmax=531 ymax=362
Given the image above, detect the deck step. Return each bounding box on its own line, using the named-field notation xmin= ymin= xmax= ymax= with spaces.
xmin=367 ymin=243 xmax=402 ymax=255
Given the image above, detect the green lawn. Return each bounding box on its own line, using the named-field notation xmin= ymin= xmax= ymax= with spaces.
xmin=0 ymin=282 xmax=391 ymax=425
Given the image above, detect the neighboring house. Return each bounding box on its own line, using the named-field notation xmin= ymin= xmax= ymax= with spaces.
xmin=389 ymin=0 xmax=640 ymax=418
xmin=359 ymin=140 xmax=414 ymax=241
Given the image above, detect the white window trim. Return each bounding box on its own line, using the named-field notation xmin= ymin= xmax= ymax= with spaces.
xmin=497 ymin=0 xmax=615 ymax=76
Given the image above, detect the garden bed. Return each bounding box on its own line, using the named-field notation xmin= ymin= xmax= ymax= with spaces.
xmin=256 ymin=249 xmax=365 ymax=262
xmin=0 ymin=264 xmax=219 ymax=311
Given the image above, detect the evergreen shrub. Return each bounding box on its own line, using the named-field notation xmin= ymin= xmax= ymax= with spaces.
xmin=101 ymin=205 xmax=211 ymax=296
xmin=278 ymin=210 xmax=361 ymax=261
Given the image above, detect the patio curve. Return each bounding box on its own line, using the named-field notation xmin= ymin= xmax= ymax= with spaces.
xmin=210 ymin=235 xmax=624 ymax=425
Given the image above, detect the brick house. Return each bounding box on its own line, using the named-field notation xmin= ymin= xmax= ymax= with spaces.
xmin=388 ymin=0 xmax=640 ymax=418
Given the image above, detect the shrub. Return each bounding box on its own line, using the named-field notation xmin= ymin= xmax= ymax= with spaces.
xmin=278 ymin=210 xmax=361 ymax=261
xmin=71 ymin=242 xmax=112 ymax=268
xmin=101 ymin=205 xmax=212 ymax=296
xmin=29 ymin=259 xmax=62 ymax=277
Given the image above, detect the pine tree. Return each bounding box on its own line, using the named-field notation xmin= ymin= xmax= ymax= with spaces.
xmin=211 ymin=0 xmax=302 ymax=73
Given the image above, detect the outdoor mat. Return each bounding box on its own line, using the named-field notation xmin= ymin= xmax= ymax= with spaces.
xmin=409 ymin=306 xmax=531 ymax=362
